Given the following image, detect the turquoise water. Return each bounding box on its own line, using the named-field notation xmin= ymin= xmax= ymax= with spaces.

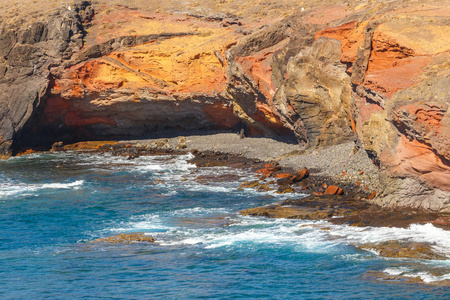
xmin=1 ymin=152 xmax=450 ymax=299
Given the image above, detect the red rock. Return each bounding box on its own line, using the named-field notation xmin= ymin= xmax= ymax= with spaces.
xmin=255 ymin=165 xmax=281 ymax=176
xmin=381 ymin=136 xmax=450 ymax=192
xmin=324 ymin=185 xmax=344 ymax=195
xmin=359 ymin=171 xmax=365 ymax=175
xmin=255 ymin=168 xmax=267 ymax=174
xmin=274 ymin=173 xmax=291 ymax=178
xmin=368 ymin=191 xmax=377 ymax=200
xmin=16 ymin=149 xmax=36 ymax=156
xmin=315 ymin=20 xmax=365 ymax=63
xmin=290 ymin=168 xmax=309 ymax=183
xmin=432 ymin=217 xmax=450 ymax=227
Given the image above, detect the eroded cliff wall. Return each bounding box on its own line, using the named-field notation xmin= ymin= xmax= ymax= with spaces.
xmin=1 ymin=0 xmax=449 ymax=210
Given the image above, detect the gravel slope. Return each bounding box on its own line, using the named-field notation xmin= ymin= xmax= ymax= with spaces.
xmin=132 ymin=132 xmax=381 ymax=190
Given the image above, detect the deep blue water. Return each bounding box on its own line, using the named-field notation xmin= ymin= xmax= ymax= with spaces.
xmin=1 ymin=152 xmax=450 ymax=299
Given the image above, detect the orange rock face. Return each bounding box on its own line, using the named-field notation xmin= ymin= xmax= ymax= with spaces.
xmin=3 ymin=0 xmax=450 ymax=211
xmin=230 ymin=37 xmax=293 ymax=135
xmin=382 ymin=135 xmax=450 ymax=192
xmin=43 ymin=7 xmax=242 ymax=138
xmin=315 ymin=21 xmax=365 ymax=64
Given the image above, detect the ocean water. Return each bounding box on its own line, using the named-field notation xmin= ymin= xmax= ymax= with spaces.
xmin=1 ymin=152 xmax=450 ymax=299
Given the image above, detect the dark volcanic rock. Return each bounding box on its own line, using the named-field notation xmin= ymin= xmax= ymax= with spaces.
xmin=241 ymin=194 xmax=449 ymax=229
xmin=0 ymin=1 xmax=93 ymax=157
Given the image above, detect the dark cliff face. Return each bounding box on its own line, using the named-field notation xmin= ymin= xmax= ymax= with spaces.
xmin=0 ymin=1 xmax=94 ymax=157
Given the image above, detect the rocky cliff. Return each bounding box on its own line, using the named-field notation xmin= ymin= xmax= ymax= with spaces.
xmin=1 ymin=0 xmax=449 ymax=210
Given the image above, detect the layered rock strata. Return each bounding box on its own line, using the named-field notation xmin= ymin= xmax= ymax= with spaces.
xmin=0 ymin=0 xmax=449 ymax=210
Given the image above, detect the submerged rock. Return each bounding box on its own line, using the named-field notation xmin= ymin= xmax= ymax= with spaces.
xmin=92 ymin=233 xmax=155 ymax=244
xmin=364 ymin=271 xmax=450 ymax=286
xmin=239 ymin=180 xmax=260 ymax=188
xmin=241 ymin=205 xmax=331 ymax=220
xmin=359 ymin=240 xmax=447 ymax=260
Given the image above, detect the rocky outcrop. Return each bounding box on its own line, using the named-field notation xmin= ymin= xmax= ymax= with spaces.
xmin=273 ymin=37 xmax=353 ymax=147
xmin=240 ymin=194 xmax=447 ymax=228
xmin=359 ymin=240 xmax=447 ymax=260
xmin=0 ymin=1 xmax=94 ymax=157
xmin=225 ymin=20 xmax=318 ymax=136
xmin=22 ymin=5 xmax=247 ymax=148
xmin=345 ymin=13 xmax=450 ymax=211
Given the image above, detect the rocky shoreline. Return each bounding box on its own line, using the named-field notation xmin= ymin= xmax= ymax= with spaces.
xmin=23 ymin=132 xmax=450 ymax=286
xmin=46 ymin=132 xmax=450 ymax=232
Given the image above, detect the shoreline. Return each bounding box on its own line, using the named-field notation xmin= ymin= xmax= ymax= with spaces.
xmin=48 ymin=132 xmax=450 ymax=229
xmin=10 ymin=132 xmax=450 ymax=286
xmin=47 ymin=131 xmax=379 ymax=195
xmin=128 ymin=132 xmax=381 ymax=191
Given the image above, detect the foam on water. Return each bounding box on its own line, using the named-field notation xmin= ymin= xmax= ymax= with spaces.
xmin=384 ymin=267 xmax=450 ymax=283
xmin=0 ymin=180 xmax=84 ymax=198
xmin=170 ymin=207 xmax=231 ymax=216
xmin=4 ymin=150 xmax=450 ymax=294
xmin=105 ymin=214 xmax=171 ymax=233
xmin=103 ymin=209 xmax=338 ymax=253
xmin=326 ymin=223 xmax=450 ymax=256
xmin=102 ymin=208 xmax=450 ymax=264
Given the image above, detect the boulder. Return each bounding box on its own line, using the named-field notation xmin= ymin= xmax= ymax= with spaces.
xmin=289 ymin=168 xmax=309 ymax=183
xmin=324 ymin=185 xmax=344 ymax=195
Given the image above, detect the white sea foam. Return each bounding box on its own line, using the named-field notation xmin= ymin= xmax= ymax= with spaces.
xmin=384 ymin=267 xmax=450 ymax=283
xmin=327 ymin=223 xmax=450 ymax=257
xmin=170 ymin=207 xmax=231 ymax=216
xmin=106 ymin=214 xmax=174 ymax=234
xmin=111 ymin=211 xmax=450 ymax=258
xmin=0 ymin=180 xmax=84 ymax=198
xmin=41 ymin=180 xmax=84 ymax=189
xmin=154 ymin=216 xmax=337 ymax=252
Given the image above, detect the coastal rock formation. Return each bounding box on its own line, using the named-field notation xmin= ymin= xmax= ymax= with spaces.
xmin=359 ymin=240 xmax=447 ymax=260
xmin=24 ymin=5 xmax=244 ymax=148
xmin=0 ymin=1 xmax=94 ymax=158
xmin=1 ymin=0 xmax=450 ymax=210
xmin=273 ymin=37 xmax=353 ymax=147
xmin=226 ymin=19 xmax=318 ymax=136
